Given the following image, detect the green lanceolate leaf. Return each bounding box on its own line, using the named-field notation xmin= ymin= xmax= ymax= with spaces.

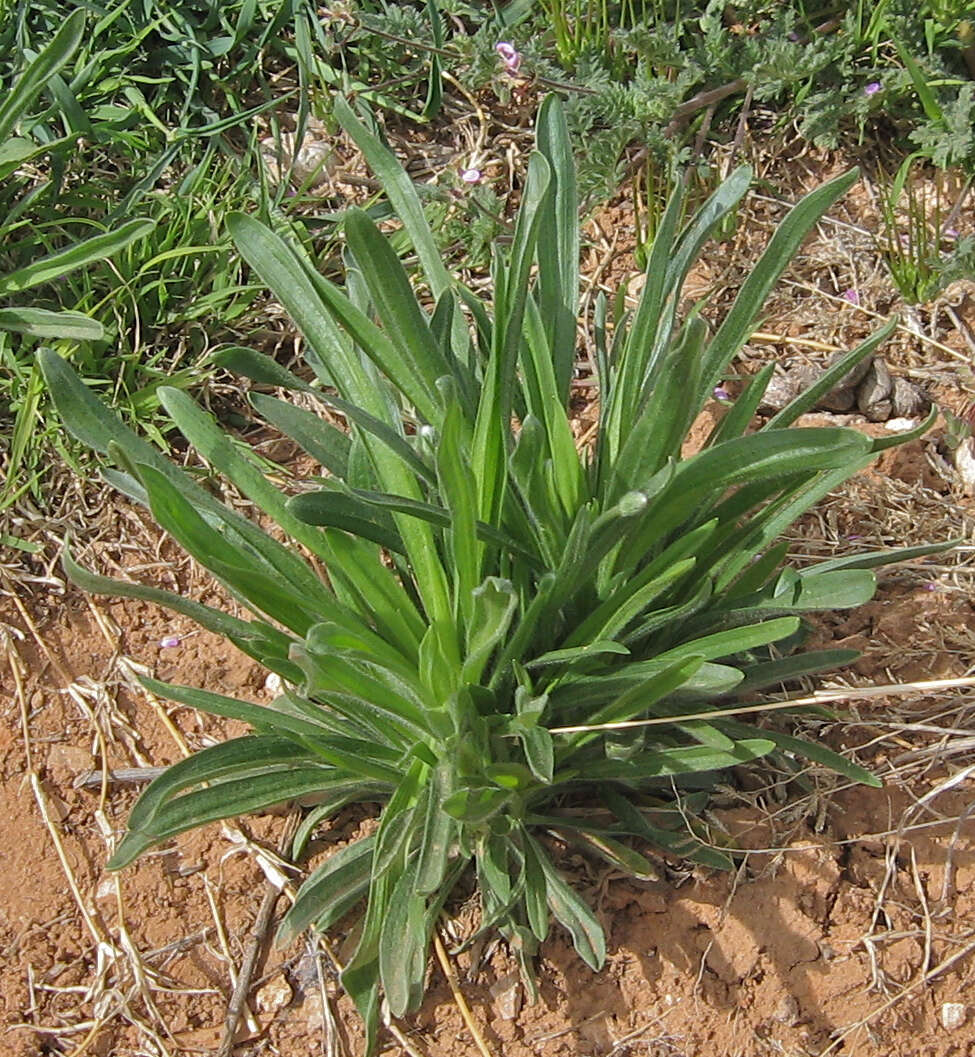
xmin=0 ymin=8 xmax=85 ymax=141
xmin=39 ymin=350 xmax=334 ymax=607
xmin=372 ymin=757 xmax=426 ymax=880
xmin=379 ymin=853 xmax=428 ymax=1016
xmin=709 ymin=363 xmax=777 ymax=446
xmin=702 ymin=170 xmax=860 ymax=389
xmin=734 ymin=649 xmax=861 ymax=693
xmin=344 ymin=209 xmax=453 ymax=410
xmin=332 ymin=94 xmax=451 ymax=299
xmin=763 ymin=320 xmax=897 ymax=430
xmin=600 ymin=787 xmax=733 ymax=870
xmin=535 ymin=94 xmax=579 ymax=400
xmin=520 ymin=828 xmax=550 ymax=942
xmin=0 ymin=219 xmax=155 ymax=296
xmin=286 ymin=488 xmax=404 ymax=554
xmin=62 ymin=547 xmax=300 ymax=678
xmin=250 ymin=393 xmax=350 ymax=478
xmin=526 ymin=834 xmax=605 ymax=970
xmin=563 ymin=738 xmax=777 ymax=783
xmin=415 ymin=761 xmax=456 ymax=894
xmin=0 ymin=308 xmax=103 ymax=339
xmin=279 ymin=836 xmax=375 ymax=943
xmin=527 ymin=641 xmax=630 ymax=670
xmin=108 ymin=736 xmax=343 ymax=867
xmin=801 ymin=538 xmax=960 ymax=575
xmin=472 ymin=151 xmax=551 ymax=528
xmin=463 ymin=577 xmax=518 ymax=685
xmin=718 ymin=720 xmax=881 ymax=787
xmin=557 ymin=828 xmax=659 ymax=880
xmin=436 ymin=387 xmax=480 ymax=627
xmin=138 ymin=676 xmax=336 ymax=739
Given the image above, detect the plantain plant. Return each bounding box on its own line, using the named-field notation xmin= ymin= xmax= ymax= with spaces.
xmin=40 ymin=95 xmax=947 ymax=1048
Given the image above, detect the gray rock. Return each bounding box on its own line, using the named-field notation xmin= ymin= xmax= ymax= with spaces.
xmin=857 ymin=360 xmax=894 ymax=421
xmin=760 ymin=366 xmax=798 ymax=412
xmin=890 ymin=376 xmax=931 ymax=418
xmin=820 ymin=351 xmax=874 ymax=411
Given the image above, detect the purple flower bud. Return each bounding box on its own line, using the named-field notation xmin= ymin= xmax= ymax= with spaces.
xmin=842 ymin=288 xmax=860 ymax=305
xmin=496 ymin=41 xmax=521 ymax=73
xmin=159 ymin=635 xmax=181 ymax=648
xmin=864 ymin=82 xmax=882 ymax=97
xmin=923 ymin=582 xmax=939 ymax=592
xmin=460 ymin=168 xmax=482 ymax=184
xmin=713 ymin=386 xmax=732 ymax=402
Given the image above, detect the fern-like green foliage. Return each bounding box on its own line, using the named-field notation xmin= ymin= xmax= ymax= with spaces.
xmin=40 ymin=95 xmax=949 ymax=1051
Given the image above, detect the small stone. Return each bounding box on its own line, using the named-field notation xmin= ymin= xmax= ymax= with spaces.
xmin=818 ymin=384 xmax=857 ymax=412
xmin=303 ymin=992 xmax=325 ymax=1032
xmin=256 ymin=974 xmax=292 ymax=1013
xmin=760 ymin=366 xmax=799 ymax=412
xmin=941 ymin=1002 xmax=966 ymax=1030
xmin=827 ymin=349 xmax=874 ymax=386
xmin=260 ymin=127 xmax=335 ymax=188
xmin=489 ymin=971 xmax=522 ymax=1021
xmin=954 ymin=437 xmax=975 ymax=495
xmin=264 ymin=672 xmax=283 ymax=696
xmin=857 ymin=359 xmax=894 ymax=421
xmin=46 ymin=743 xmax=94 ymax=778
xmin=890 ymin=376 xmax=930 ymax=418
xmin=773 ymin=994 xmax=801 ymax=1026
xmin=884 ymin=417 xmax=918 ymax=432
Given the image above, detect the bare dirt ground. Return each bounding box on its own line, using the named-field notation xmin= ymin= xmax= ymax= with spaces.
xmin=3 ymin=123 xmax=975 ymax=1057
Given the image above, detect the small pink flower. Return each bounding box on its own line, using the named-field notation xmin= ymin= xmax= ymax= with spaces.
xmin=842 ymin=289 xmax=860 ymax=305
xmin=496 ymin=41 xmax=521 ymax=74
xmin=864 ymin=82 xmax=882 ymax=97
xmin=460 ymin=168 xmax=482 ymax=184
xmin=159 ymin=635 xmax=182 ymax=648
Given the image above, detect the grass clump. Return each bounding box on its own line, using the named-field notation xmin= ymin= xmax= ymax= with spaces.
xmin=40 ymin=95 xmax=949 ymax=1048
xmin=0 ymin=1 xmax=335 ymax=508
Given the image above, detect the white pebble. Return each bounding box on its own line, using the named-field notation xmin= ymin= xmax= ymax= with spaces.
xmin=256 ymin=974 xmax=292 ymax=1013
xmin=883 ymin=417 xmax=917 ymax=431
xmin=954 ymin=437 xmax=975 ymax=495
xmin=941 ymin=1002 xmax=966 ymax=1030
xmin=264 ymin=672 xmax=283 ymax=695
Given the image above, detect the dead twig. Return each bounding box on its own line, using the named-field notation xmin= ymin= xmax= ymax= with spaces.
xmin=214 ymin=813 xmax=298 ymax=1057
xmin=433 ymin=931 xmax=494 ymax=1057
xmin=75 ymin=766 xmax=166 ymax=789
xmin=214 ymin=882 xmax=284 ymax=1057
